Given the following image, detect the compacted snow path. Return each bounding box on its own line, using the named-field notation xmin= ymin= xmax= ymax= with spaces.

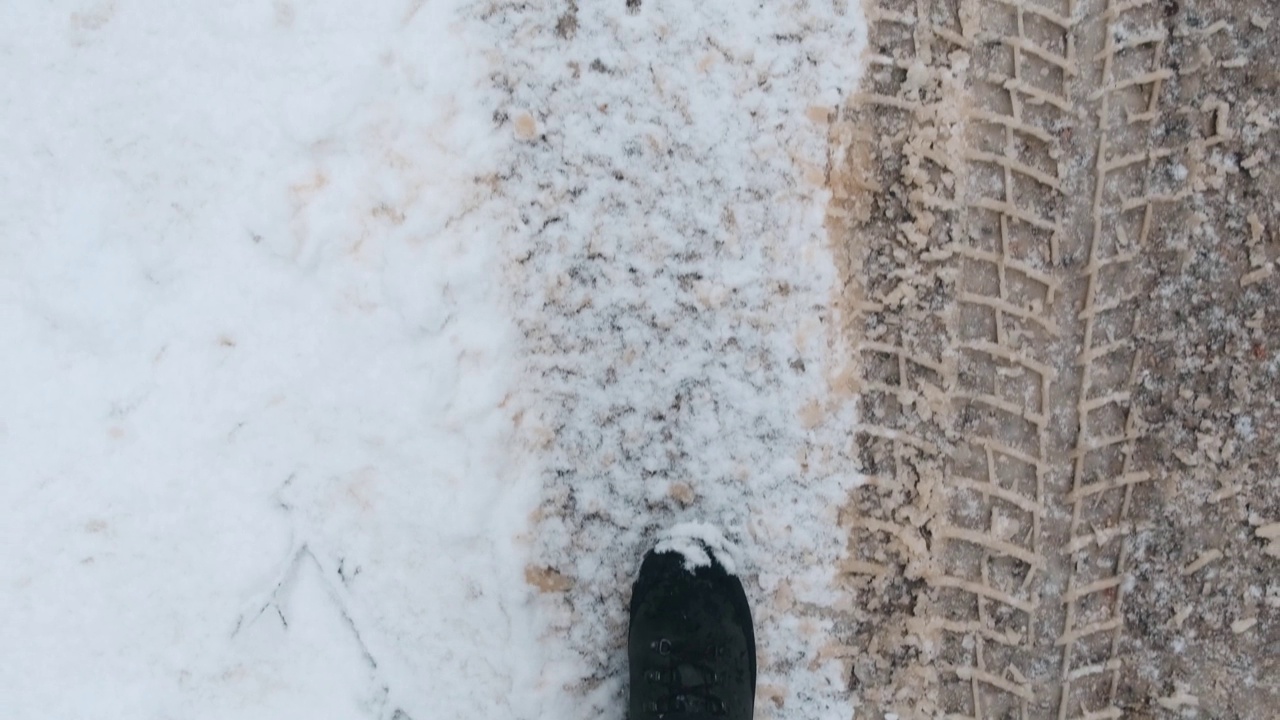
xmin=484 ymin=1 xmax=867 ymax=718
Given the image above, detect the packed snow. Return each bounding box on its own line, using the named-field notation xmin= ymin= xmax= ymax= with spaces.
xmin=489 ymin=1 xmax=866 ymax=717
xmin=0 ymin=3 xmax=542 ymax=718
xmin=1 ymin=1 xmax=866 ymax=719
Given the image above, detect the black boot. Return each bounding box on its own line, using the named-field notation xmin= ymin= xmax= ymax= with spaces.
xmin=627 ymin=546 xmax=756 ymax=719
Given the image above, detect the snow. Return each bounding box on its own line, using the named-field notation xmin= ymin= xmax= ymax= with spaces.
xmin=1 ymin=1 xmax=866 ymax=719
xmin=1 ymin=3 xmax=539 ymax=718
xmin=489 ymin=1 xmax=866 ymax=717
xmin=653 ymin=522 xmax=743 ymax=574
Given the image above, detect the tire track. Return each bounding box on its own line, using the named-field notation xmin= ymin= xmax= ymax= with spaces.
xmin=1056 ymin=2 xmax=1186 ymax=715
xmin=828 ymin=0 xmax=1230 ymax=716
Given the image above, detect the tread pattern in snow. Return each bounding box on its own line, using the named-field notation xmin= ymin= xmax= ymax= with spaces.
xmin=825 ymin=0 xmax=1259 ymax=716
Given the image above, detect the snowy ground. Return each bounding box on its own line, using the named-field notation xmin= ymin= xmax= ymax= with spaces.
xmin=488 ymin=2 xmax=866 ymax=717
xmin=1 ymin=2 xmax=865 ymax=719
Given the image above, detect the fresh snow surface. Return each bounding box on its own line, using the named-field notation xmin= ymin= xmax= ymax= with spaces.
xmin=1 ymin=2 xmax=866 ymax=719
xmin=1 ymin=3 xmax=541 ymax=719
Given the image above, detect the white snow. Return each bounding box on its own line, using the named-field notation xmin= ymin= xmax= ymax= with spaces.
xmin=1 ymin=3 xmax=541 ymax=719
xmin=1 ymin=1 xmax=867 ymax=719
xmin=653 ymin=522 xmax=743 ymax=574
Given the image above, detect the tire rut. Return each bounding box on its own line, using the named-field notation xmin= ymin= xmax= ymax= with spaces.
xmin=826 ymin=0 xmax=1264 ymax=717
